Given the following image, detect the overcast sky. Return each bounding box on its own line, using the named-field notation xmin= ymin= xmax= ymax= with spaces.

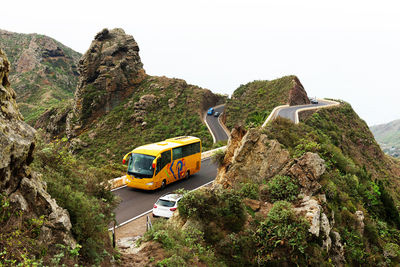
xmin=2 ymin=0 xmax=400 ymax=126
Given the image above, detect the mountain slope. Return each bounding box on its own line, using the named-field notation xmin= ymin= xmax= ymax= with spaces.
xmin=0 ymin=48 xmax=79 ymax=266
xmin=371 ymin=119 xmax=400 ymax=158
xmin=35 ymin=28 xmax=224 ymax=167
xmin=0 ymin=29 xmax=81 ymax=124
xmin=223 ymin=75 xmax=309 ymax=129
xmin=137 ymin=97 xmax=400 ymax=265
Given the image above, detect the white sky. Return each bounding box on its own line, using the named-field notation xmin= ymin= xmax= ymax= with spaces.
xmin=2 ymin=0 xmax=400 ymax=126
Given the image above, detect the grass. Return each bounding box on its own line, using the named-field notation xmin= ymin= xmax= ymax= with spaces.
xmin=74 ymin=76 xmax=218 ymax=168
xmin=224 ymin=75 xmax=297 ymax=129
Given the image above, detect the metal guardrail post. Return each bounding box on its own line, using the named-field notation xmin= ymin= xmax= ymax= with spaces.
xmin=146 ymin=215 xmax=153 ymax=231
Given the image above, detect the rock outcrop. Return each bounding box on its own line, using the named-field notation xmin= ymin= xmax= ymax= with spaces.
xmin=213 ymin=126 xmax=346 ymax=264
xmin=288 ymin=76 xmax=310 ymax=106
xmin=0 ymin=48 xmax=76 ymax=252
xmin=67 ymin=28 xmax=146 ymax=137
xmin=214 ymin=127 xmax=291 ymax=187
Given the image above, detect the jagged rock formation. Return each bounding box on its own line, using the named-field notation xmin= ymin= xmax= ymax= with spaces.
xmin=67 ymin=28 xmax=146 ymax=137
xmin=0 ymin=48 xmax=76 ymax=253
xmin=288 ymin=76 xmax=310 ymax=106
xmin=214 ymin=126 xmax=344 ymax=264
xmin=0 ymin=29 xmax=81 ymax=124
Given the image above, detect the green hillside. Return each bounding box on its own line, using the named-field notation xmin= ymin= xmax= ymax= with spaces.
xmin=73 ymin=76 xmax=224 ymax=167
xmin=224 ymin=75 xmax=296 ymax=129
xmin=0 ymin=29 xmax=81 ymax=124
xmin=140 ymin=101 xmax=400 ymax=266
xmin=371 ymin=119 xmax=400 ymax=158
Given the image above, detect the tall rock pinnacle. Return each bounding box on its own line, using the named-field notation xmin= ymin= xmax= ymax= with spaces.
xmin=67 ymin=28 xmax=146 ymax=137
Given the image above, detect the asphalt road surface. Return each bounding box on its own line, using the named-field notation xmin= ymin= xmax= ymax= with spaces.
xmin=205 ymin=105 xmax=229 ymax=142
xmin=274 ymin=100 xmax=331 ymax=122
xmin=113 ymin=158 xmax=217 ymax=225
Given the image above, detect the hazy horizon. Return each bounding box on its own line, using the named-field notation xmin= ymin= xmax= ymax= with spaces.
xmin=2 ymin=0 xmax=400 ymax=126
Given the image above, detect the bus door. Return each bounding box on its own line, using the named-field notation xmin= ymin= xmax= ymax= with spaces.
xmin=155 ymin=150 xmax=172 ymax=186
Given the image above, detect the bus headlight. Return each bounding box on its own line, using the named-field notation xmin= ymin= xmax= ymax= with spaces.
xmin=146 ymin=182 xmax=154 ymax=186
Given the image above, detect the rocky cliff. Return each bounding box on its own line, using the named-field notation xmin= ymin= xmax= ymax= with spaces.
xmin=138 ymin=99 xmax=400 ymax=265
xmin=67 ymin=28 xmax=145 ymax=136
xmin=0 ymin=48 xmax=76 ymax=263
xmin=31 ymin=28 xmax=224 ymax=166
xmin=288 ymin=76 xmax=310 ymax=106
xmin=224 ymin=75 xmax=309 ymax=129
xmin=0 ymin=29 xmax=81 ymax=124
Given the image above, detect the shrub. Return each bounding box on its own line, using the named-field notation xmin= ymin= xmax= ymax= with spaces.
xmin=211 ymin=148 xmax=226 ymax=167
xmin=179 ymin=189 xmax=246 ymax=234
xmin=293 ymin=138 xmax=321 ymax=158
xmin=237 ymin=182 xmax=259 ymax=200
xmin=144 ymin=220 xmax=222 ymax=266
xmin=216 ymin=232 xmax=255 ymax=266
xmin=267 ymin=175 xmax=299 ymax=202
xmin=254 ymin=201 xmax=310 ymax=264
xmin=157 ymin=255 xmax=186 ymax=267
xmin=323 ymin=181 xmax=338 ymax=200
xmin=31 ymin=138 xmax=117 ymax=264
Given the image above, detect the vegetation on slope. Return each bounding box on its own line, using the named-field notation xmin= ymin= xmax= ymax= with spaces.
xmin=224 ymin=75 xmax=296 ymax=129
xmin=1 ymin=135 xmax=119 ymax=266
xmin=73 ymin=76 xmax=223 ymax=168
xmin=30 ymin=135 xmax=120 ymax=265
xmin=371 ymin=119 xmax=400 ymax=158
xmin=0 ymin=30 xmax=81 ymax=124
xmin=264 ymin=103 xmax=400 ymax=265
xmin=142 ymin=102 xmax=400 ymax=266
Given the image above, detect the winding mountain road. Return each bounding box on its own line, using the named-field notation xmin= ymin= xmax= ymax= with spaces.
xmin=205 ymin=105 xmax=229 ymax=142
xmin=274 ymin=100 xmax=333 ymax=123
xmin=112 ymin=100 xmax=338 ymax=227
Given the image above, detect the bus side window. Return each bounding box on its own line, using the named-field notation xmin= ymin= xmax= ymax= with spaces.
xmin=156 ymin=150 xmax=172 ymax=176
xmin=173 ymin=147 xmax=182 ymax=160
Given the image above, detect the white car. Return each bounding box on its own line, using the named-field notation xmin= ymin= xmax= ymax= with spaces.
xmin=152 ymin=193 xmax=183 ymax=218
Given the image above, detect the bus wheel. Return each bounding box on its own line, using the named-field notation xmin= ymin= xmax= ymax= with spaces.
xmin=186 ymin=171 xmax=190 ymax=179
xmin=161 ymin=180 xmax=166 ymax=190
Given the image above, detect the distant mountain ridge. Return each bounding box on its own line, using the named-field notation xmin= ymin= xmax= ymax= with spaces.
xmin=371 ymin=119 xmax=400 ymax=158
xmin=0 ymin=29 xmax=81 ymax=124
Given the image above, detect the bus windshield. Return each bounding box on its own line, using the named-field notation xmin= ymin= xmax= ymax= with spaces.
xmin=127 ymin=153 xmax=155 ymax=178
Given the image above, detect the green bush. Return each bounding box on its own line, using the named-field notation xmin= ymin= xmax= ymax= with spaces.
xmin=216 ymin=232 xmax=255 ymax=266
xmin=179 ymin=189 xmax=246 ymax=234
xmin=211 ymin=149 xmax=226 ymax=167
xmin=157 ymin=255 xmax=186 ymax=267
xmin=31 ymin=138 xmax=117 ymax=264
xmin=144 ymin=220 xmax=222 ymax=266
xmin=254 ymin=201 xmax=310 ymax=264
xmin=267 ymin=175 xmax=299 ymax=202
xmin=237 ymin=182 xmax=259 ymax=200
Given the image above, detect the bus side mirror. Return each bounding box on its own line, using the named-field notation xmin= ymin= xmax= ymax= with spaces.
xmin=122 ymin=152 xmax=132 ymax=165
xmin=152 ymin=155 xmax=161 ymax=169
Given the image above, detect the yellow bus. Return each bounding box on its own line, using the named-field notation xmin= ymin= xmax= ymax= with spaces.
xmin=122 ymin=136 xmax=202 ymax=190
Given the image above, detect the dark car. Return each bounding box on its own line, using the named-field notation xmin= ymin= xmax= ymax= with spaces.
xmin=214 ymin=111 xmax=220 ymax=117
xmin=310 ymin=98 xmax=318 ymax=104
